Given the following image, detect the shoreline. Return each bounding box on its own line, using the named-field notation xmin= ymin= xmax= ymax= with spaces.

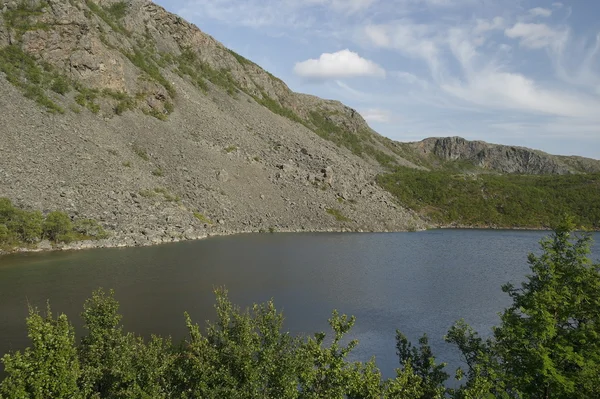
xmin=0 ymin=225 xmax=404 ymax=257
xmin=3 ymin=223 xmax=597 ymax=258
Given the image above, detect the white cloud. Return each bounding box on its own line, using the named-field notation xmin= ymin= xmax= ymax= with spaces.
xmin=294 ymin=50 xmax=386 ymax=79
xmin=529 ymin=7 xmax=552 ymax=18
xmin=441 ymin=69 xmax=600 ymax=118
xmin=392 ymin=71 xmax=430 ymax=88
xmin=361 ymin=108 xmax=392 ymax=123
xmin=363 ymin=22 xmax=441 ymax=75
xmin=473 ymin=17 xmax=505 ymax=35
xmin=505 ymin=23 xmax=567 ymax=49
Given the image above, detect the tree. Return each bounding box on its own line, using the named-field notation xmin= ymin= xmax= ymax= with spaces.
xmin=395 ymin=331 xmax=448 ymax=399
xmin=43 ymin=211 xmax=72 ymax=242
xmin=0 ymin=306 xmax=81 ymax=399
xmin=14 ymin=209 xmax=43 ymax=243
xmin=494 ymin=218 xmax=600 ymax=398
xmin=447 ymin=218 xmax=600 ymax=399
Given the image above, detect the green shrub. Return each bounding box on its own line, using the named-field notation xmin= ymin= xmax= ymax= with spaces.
xmin=43 ymin=211 xmax=72 ymax=242
xmin=193 ymin=212 xmax=212 ymax=224
xmin=326 ymin=207 xmax=351 ymax=222
xmin=50 ymin=74 xmax=70 ymax=95
xmin=132 ymin=146 xmax=149 ymax=161
xmin=13 ymin=210 xmax=44 ymax=243
xmin=0 ymin=45 xmax=64 ymax=113
xmin=0 ymin=224 xmax=12 ymax=244
xmin=73 ymin=219 xmax=108 ymax=240
xmin=151 ymin=168 xmax=164 ymax=177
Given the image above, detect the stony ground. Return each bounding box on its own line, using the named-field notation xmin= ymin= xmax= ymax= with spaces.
xmin=0 ymin=74 xmax=426 ymax=252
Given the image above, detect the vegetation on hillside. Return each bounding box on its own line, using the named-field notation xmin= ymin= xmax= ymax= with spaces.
xmin=0 ymin=198 xmax=108 ymax=250
xmin=377 ymin=168 xmax=600 ymax=229
xmin=2 ymin=222 xmax=599 ymax=398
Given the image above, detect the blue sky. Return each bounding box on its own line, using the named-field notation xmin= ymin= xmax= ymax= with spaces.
xmin=154 ymin=0 xmax=600 ymax=159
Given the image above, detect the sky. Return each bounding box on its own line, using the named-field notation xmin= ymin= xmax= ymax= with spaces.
xmin=154 ymin=0 xmax=600 ymax=159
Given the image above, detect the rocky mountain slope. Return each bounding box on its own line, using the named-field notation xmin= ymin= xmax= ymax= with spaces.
xmin=0 ymin=0 xmax=598 ymax=250
xmin=0 ymin=0 xmax=426 ymax=249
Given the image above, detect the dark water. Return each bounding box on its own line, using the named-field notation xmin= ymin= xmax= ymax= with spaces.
xmin=1 ymin=230 xmax=598 ymax=378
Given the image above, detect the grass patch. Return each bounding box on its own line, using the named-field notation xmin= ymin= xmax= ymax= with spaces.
xmin=175 ymin=49 xmax=239 ymax=97
xmin=132 ymin=146 xmax=149 ymax=161
xmin=0 ymin=45 xmax=65 ymax=114
xmin=3 ymin=1 xmax=51 ymax=38
xmin=125 ymin=48 xmax=175 ymax=98
xmin=85 ymin=0 xmax=129 ymax=36
xmin=75 ymin=86 xmax=100 ymax=114
xmin=122 ymin=161 xmax=132 ymax=167
xmin=254 ymin=91 xmax=304 ymax=124
xmin=225 ymin=145 xmax=238 ymax=153
xmin=326 ymin=208 xmax=351 ymax=222
xmin=154 ymin=187 xmax=180 ymax=202
xmin=193 ymin=212 xmax=212 ymax=225
xmin=151 ymin=168 xmax=164 ymax=177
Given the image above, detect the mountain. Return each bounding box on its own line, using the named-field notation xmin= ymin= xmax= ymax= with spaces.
xmin=0 ymin=0 xmax=599 ymax=250
xmin=403 ymin=137 xmax=600 ymax=174
xmin=0 ymin=0 xmax=426 ymax=249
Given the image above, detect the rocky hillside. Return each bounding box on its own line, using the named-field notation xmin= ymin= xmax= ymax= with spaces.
xmin=0 ymin=0 xmax=426 ymax=250
xmin=0 ymin=0 xmax=598 ymax=251
xmin=402 ymin=137 xmax=600 ymax=174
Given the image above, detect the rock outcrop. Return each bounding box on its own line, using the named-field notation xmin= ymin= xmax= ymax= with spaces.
xmin=409 ymin=137 xmax=600 ymax=174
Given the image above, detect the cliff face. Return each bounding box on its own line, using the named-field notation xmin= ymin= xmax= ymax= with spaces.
xmin=409 ymin=137 xmax=600 ymax=174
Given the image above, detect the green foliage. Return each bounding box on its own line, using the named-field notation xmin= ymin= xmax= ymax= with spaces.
xmin=105 ymin=1 xmax=128 ymax=20
xmin=0 ymin=305 xmax=81 ymax=399
xmin=308 ymin=112 xmax=395 ymax=168
xmin=225 ymin=145 xmax=238 ymax=153
xmin=0 ymin=198 xmax=106 ymax=250
xmin=125 ymin=48 xmax=175 ymax=97
xmin=494 ymin=218 xmax=600 ymax=398
xmin=152 ymin=168 xmax=164 ymax=177
xmin=0 ymin=45 xmax=65 ymax=113
xmin=255 ymin=91 xmax=305 ymax=124
xmin=75 ymin=86 xmax=101 ymax=114
xmin=193 ymin=212 xmax=212 ymax=224
xmin=377 ymin=168 xmax=600 ymax=229
xmin=103 ymin=89 xmax=136 ymax=115
xmin=73 ymin=218 xmax=109 ymax=240
xmin=50 ymin=74 xmax=70 ymax=95
xmin=3 ymin=0 xmax=51 ymax=38
xmin=326 ymin=207 xmax=351 ymax=222
xmin=175 ymin=48 xmax=239 ymax=96
xmin=395 ymin=332 xmax=448 ymax=398
xmin=227 ymin=49 xmax=255 ymax=67
xmin=152 ymin=187 xmax=180 ymax=202
xmin=85 ymin=0 xmax=129 ymax=36
xmin=132 ymin=145 xmax=149 ymax=161
xmin=443 ymin=218 xmax=600 ymax=398
xmin=43 ymin=211 xmax=73 ymax=242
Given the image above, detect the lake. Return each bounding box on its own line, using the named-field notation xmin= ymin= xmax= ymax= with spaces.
xmin=1 ymin=229 xmax=599 ymax=378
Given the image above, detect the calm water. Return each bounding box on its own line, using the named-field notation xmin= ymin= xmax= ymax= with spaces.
xmin=1 ymin=230 xmax=598 ymax=378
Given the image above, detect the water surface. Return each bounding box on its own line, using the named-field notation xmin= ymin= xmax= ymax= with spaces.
xmin=1 ymin=229 xmax=598 ymax=378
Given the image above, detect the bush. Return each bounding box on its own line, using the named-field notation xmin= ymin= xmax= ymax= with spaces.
xmin=0 ymin=224 xmax=11 ymax=244
xmin=43 ymin=211 xmax=72 ymax=242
